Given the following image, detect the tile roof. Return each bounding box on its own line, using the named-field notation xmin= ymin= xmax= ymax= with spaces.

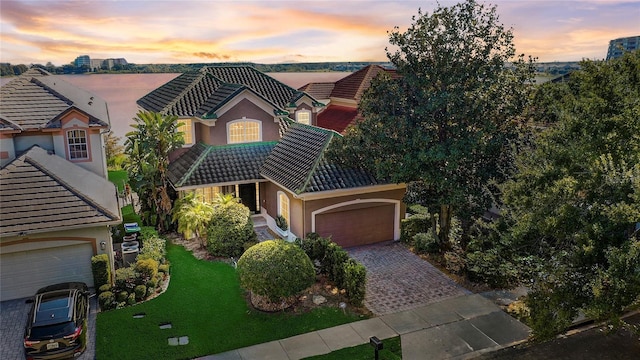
xmin=260 ymin=123 xmax=381 ymax=194
xmin=330 ymin=65 xmax=396 ymax=102
xmin=137 ymin=65 xmax=316 ymax=118
xmin=168 ymin=141 xmax=277 ymax=188
xmin=0 ymin=146 xmax=121 ymax=237
xmin=316 ymin=105 xmax=360 ymax=134
xmin=298 ymin=82 xmax=335 ymax=100
xmin=0 ymin=68 xmax=110 ymax=130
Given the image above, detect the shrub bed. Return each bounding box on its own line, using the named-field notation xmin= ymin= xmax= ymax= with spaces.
xmin=296 ymin=234 xmax=367 ymax=306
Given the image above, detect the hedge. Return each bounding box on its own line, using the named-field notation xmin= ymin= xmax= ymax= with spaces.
xmin=91 ymin=254 xmax=111 ymax=289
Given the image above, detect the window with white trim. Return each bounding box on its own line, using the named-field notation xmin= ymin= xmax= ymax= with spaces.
xmin=227 ymin=119 xmax=261 ymax=144
xmin=177 ymin=119 xmax=194 ymax=145
xmin=278 ymin=191 xmax=290 ymax=227
xmin=67 ymin=129 xmax=88 ymax=159
xmin=296 ymin=110 xmax=311 ymax=125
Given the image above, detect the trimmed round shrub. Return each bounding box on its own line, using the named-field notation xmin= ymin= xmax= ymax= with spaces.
xmin=158 ymin=264 xmax=170 ymax=274
xmin=413 ymin=231 xmax=439 ymax=254
xmin=146 ymin=278 xmax=158 ymax=289
xmin=98 ymin=291 xmax=115 ymax=311
xmin=135 ymin=258 xmax=159 ymax=280
xmin=207 ymin=202 xmax=257 ymax=258
xmin=117 ymin=291 xmax=129 ymax=303
xmin=134 ymin=285 xmax=147 ymax=301
xmin=98 ymin=284 xmax=112 ymax=294
xmin=238 ymin=240 xmax=315 ymax=304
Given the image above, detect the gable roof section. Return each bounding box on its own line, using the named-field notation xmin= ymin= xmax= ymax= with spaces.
xmin=168 ymin=141 xmax=277 ymax=189
xmin=260 ymin=123 xmax=381 ymax=194
xmin=0 ymin=146 xmax=120 ymax=237
xmin=330 ymin=65 xmax=396 ymax=102
xmin=137 ymin=65 xmax=318 ymax=118
xmin=0 ymin=68 xmax=110 ymax=130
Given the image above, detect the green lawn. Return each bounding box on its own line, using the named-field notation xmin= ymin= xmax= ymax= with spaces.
xmin=96 ymin=243 xmax=367 ymax=359
xmin=304 ymin=336 xmax=402 ymax=360
xmin=107 ymin=170 xmax=128 ymax=193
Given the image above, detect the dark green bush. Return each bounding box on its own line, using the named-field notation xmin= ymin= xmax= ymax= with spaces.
xmin=400 ymin=214 xmax=431 ymax=243
xmin=466 ymin=249 xmax=520 ymax=288
xmin=325 ymin=243 xmax=349 ymax=287
xmin=146 ymin=278 xmax=157 ymax=289
xmin=297 ymin=233 xmax=331 ymax=262
xmin=115 ymin=267 xmax=137 ymax=291
xmin=207 ymin=202 xmax=257 ymax=258
xmin=237 ymin=240 xmax=315 ymax=303
xmin=413 ymin=231 xmax=439 ymax=254
xmin=91 ymin=254 xmax=111 ymax=289
xmin=134 ymin=285 xmax=147 ymax=301
xmin=127 ymin=293 xmax=137 ymax=305
xmin=343 ymin=259 xmax=366 ymax=306
xmin=117 ymin=291 xmax=129 ymax=303
xmin=98 ymin=291 xmax=115 ymax=311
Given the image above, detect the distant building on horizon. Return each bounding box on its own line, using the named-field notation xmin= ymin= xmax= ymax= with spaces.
xmin=73 ymin=55 xmax=128 ymax=70
xmin=606 ymin=35 xmax=639 ymax=60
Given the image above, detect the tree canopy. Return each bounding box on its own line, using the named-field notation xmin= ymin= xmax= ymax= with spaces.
xmin=329 ymin=0 xmax=535 ymax=247
xmin=124 ymin=111 xmax=184 ymax=232
xmin=502 ymin=50 xmax=640 ymax=339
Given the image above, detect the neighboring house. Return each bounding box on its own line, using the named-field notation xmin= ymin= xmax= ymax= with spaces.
xmin=300 ymin=65 xmax=397 ymax=134
xmin=0 ymin=68 xmax=121 ymax=301
xmin=144 ymin=65 xmax=406 ymax=248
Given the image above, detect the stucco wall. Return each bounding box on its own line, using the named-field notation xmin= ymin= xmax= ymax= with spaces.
xmin=202 ymin=98 xmax=280 ymax=145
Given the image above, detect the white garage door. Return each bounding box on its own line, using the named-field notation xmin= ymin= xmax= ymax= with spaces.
xmin=1 ymin=244 xmax=94 ymax=301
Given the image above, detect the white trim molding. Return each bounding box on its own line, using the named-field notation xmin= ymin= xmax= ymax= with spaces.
xmin=311 ymin=198 xmax=401 ymax=241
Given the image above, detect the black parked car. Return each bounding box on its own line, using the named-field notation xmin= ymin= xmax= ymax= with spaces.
xmin=23 ymin=282 xmax=90 ymax=360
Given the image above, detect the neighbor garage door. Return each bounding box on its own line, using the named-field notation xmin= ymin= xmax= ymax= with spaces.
xmin=315 ymin=203 xmax=395 ymax=248
xmin=0 ymin=243 xmax=94 ymax=301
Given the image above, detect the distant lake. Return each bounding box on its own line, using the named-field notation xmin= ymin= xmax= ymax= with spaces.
xmin=0 ymin=72 xmax=350 ymax=141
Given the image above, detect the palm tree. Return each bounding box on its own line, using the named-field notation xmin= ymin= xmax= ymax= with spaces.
xmin=124 ymin=111 xmax=184 ymax=232
xmin=172 ymin=192 xmax=214 ymax=248
xmin=212 ymin=192 xmax=238 ymax=206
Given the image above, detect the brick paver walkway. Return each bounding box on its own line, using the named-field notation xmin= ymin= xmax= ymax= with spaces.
xmin=348 ymin=241 xmax=470 ymax=315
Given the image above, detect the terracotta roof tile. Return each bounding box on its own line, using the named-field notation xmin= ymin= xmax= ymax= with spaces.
xmin=330 ymin=65 xmax=395 ymax=102
xmin=0 ymin=146 xmax=120 ymax=237
xmin=298 ymin=82 xmax=335 ymax=100
xmin=316 ymin=105 xmax=359 ymax=134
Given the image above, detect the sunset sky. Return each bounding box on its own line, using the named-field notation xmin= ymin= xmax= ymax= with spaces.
xmin=1 ymin=0 xmax=638 ymax=66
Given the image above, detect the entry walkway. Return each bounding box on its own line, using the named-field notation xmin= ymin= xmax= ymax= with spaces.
xmin=200 ymin=293 xmax=530 ymax=360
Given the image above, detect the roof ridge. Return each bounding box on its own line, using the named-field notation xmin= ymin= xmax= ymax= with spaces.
xmin=165 ymin=72 xmax=213 ymax=114
xmin=23 ymin=154 xmax=119 ymax=221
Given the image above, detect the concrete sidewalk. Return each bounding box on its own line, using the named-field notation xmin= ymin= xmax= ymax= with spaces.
xmin=199 ymin=294 xmax=530 ymax=360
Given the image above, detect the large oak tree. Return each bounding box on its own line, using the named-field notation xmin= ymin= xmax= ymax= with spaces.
xmin=330 ymin=0 xmax=535 ymax=247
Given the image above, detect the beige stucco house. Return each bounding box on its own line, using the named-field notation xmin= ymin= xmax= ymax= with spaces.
xmin=139 ymin=66 xmax=406 ymax=248
xmin=0 ymin=68 xmax=121 ymax=301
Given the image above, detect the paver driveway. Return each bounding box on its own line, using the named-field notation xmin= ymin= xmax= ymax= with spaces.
xmin=0 ymin=296 xmax=97 ymax=360
xmin=348 ymin=241 xmax=470 ymax=315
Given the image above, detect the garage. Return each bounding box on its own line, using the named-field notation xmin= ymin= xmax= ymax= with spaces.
xmin=0 ymin=243 xmax=94 ymax=301
xmin=315 ymin=203 xmax=396 ymax=248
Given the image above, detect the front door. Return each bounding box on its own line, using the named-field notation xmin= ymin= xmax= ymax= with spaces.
xmin=239 ymin=183 xmax=257 ymax=213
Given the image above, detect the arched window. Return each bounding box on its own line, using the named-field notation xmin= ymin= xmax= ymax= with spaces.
xmin=227 ymin=119 xmax=262 ymax=144
xmin=277 ymin=191 xmax=290 ymax=227
xmin=295 ymin=110 xmax=311 ymax=125
xmin=67 ymin=129 xmax=88 ymax=160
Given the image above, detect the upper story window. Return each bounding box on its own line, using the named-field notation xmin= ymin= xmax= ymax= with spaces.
xmin=227 ymin=119 xmax=262 ymax=144
xmin=67 ymin=129 xmax=88 ymax=160
xmin=296 ymin=110 xmax=311 ymax=125
xmin=177 ymin=119 xmax=194 ymax=145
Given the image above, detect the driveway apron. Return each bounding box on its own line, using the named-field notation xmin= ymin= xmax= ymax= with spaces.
xmin=348 ymin=241 xmax=470 ymax=315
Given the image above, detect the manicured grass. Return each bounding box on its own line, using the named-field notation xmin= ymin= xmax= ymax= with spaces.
xmin=304 ymin=336 xmax=402 ymax=360
xmin=107 ymin=170 xmax=128 ymax=192
xmin=96 ymin=243 xmax=367 ymax=359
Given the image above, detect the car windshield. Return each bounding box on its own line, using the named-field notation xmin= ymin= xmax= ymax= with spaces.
xmin=28 ymin=321 xmax=75 ymax=340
